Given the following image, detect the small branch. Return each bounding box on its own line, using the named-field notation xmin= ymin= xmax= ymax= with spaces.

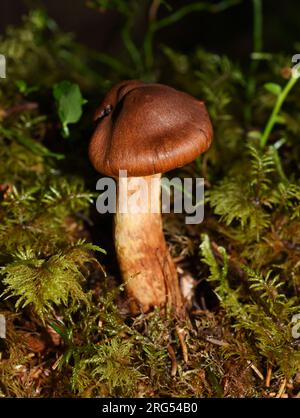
xmin=149 ymin=0 xmax=161 ymax=22
xmin=206 ymin=337 xmax=229 ymax=347
xmin=265 ymin=364 xmax=272 ymax=387
xmin=2 ymin=102 xmax=38 ymax=119
xmin=176 ymin=325 xmax=188 ymax=363
xmin=167 ymin=344 xmax=177 ymax=377
xmin=276 ymin=378 xmax=287 ymax=398
xmin=247 ymin=360 xmax=264 ymax=381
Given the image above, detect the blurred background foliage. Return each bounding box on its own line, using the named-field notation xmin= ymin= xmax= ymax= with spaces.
xmin=0 ymin=0 xmax=300 ymax=398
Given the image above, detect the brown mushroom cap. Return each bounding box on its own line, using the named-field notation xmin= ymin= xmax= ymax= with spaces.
xmin=89 ymin=80 xmax=213 ymax=177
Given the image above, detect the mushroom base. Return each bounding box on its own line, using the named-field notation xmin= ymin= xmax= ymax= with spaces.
xmin=114 ymin=175 xmax=183 ymax=315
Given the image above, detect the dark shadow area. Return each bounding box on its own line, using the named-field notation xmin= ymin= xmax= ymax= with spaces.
xmin=1 ymin=0 xmax=300 ymax=60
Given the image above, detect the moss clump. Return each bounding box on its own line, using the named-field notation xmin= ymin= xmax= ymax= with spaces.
xmin=1 ymin=1 xmax=300 ymax=398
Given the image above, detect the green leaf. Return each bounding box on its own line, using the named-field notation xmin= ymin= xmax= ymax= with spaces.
xmin=53 ymin=81 xmax=87 ymax=138
xmin=48 ymin=320 xmax=69 ymax=342
xmin=264 ymin=82 xmax=282 ymax=96
xmin=275 ymin=114 xmax=286 ymax=124
xmin=15 ymin=79 xmax=39 ymax=95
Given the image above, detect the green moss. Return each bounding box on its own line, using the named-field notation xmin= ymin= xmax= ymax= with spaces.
xmin=1 ymin=1 xmax=300 ymax=398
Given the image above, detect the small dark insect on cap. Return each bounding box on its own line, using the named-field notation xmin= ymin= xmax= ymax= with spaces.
xmin=89 ymin=80 xmax=213 ymax=177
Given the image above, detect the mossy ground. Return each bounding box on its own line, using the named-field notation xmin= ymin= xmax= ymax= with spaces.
xmin=0 ymin=3 xmax=300 ymax=398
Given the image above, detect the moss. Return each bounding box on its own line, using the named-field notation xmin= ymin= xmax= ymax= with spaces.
xmin=0 ymin=1 xmax=300 ymax=398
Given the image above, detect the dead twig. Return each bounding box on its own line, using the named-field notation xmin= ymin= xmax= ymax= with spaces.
xmin=176 ymin=325 xmax=188 ymax=363
xmin=206 ymin=337 xmax=229 ymax=347
xmin=247 ymin=360 xmax=264 ymax=381
xmin=149 ymin=0 xmax=161 ymax=22
xmin=167 ymin=344 xmax=177 ymax=377
xmin=276 ymin=378 xmax=287 ymax=398
xmin=1 ymin=102 xmax=38 ymax=119
xmin=265 ymin=365 xmax=272 ymax=387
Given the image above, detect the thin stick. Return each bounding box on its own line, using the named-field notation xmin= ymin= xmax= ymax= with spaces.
xmin=176 ymin=326 xmax=188 ymax=363
xmin=2 ymin=102 xmax=38 ymax=118
xmin=276 ymin=378 xmax=287 ymax=398
xmin=206 ymin=337 xmax=229 ymax=347
xmin=265 ymin=365 xmax=272 ymax=387
xmin=247 ymin=360 xmax=264 ymax=381
xmin=149 ymin=0 xmax=160 ymax=22
xmin=167 ymin=344 xmax=177 ymax=377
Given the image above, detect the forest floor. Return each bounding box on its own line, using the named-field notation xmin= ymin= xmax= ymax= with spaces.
xmin=1 ymin=6 xmax=300 ymax=398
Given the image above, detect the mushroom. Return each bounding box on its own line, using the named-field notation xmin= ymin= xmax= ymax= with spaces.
xmin=89 ymin=80 xmax=213 ymax=315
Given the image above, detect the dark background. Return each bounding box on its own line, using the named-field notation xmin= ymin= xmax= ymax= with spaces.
xmin=0 ymin=0 xmax=299 ymax=59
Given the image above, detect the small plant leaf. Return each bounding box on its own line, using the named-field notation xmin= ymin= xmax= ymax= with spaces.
xmin=264 ymin=82 xmax=282 ymax=96
xmin=275 ymin=114 xmax=286 ymax=124
xmin=53 ymin=81 xmax=87 ymax=137
xmin=15 ymin=80 xmax=39 ymax=94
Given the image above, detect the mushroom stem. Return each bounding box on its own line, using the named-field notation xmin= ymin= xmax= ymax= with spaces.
xmin=114 ymin=174 xmax=183 ymax=315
